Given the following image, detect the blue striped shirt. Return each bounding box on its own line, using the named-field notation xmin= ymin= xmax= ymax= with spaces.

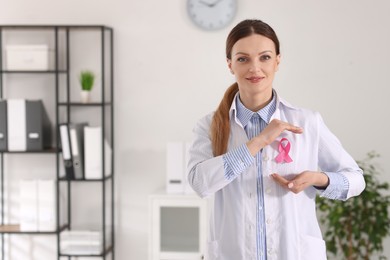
xmin=224 ymin=93 xmax=276 ymax=260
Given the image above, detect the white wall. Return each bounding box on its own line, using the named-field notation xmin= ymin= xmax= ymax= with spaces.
xmin=1 ymin=0 xmax=390 ymax=259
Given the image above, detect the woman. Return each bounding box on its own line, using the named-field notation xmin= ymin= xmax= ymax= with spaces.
xmin=187 ymin=19 xmax=365 ymax=260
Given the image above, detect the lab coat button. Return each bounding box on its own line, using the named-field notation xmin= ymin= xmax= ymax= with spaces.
xmin=265 ymin=188 xmax=271 ymax=194
xmin=263 ymin=155 xmax=269 ymax=161
xmin=266 ymin=218 xmax=271 ymax=224
xmin=267 ymin=248 xmax=273 ymax=255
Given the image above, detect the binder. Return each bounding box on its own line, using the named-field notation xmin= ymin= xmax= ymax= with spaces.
xmin=0 ymin=100 xmax=7 ymax=151
xmin=84 ymin=126 xmax=112 ymax=179
xmin=59 ymin=124 xmax=74 ymax=179
xmin=26 ymin=100 xmax=52 ymax=151
xmin=7 ymin=99 xmax=27 ymax=151
xmin=69 ymin=123 xmax=88 ymax=179
xmin=5 ymin=99 xmax=52 ymax=151
xmin=59 ymin=122 xmax=88 ymax=180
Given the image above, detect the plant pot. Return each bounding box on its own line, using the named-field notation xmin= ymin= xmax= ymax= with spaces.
xmin=80 ymin=90 xmax=91 ymax=103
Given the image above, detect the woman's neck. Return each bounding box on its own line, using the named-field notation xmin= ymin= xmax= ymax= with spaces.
xmin=239 ymin=89 xmax=274 ymax=112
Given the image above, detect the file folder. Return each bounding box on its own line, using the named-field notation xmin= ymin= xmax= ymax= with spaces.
xmin=26 ymin=100 xmax=52 ymax=151
xmin=60 ymin=122 xmax=88 ymax=179
xmin=0 ymin=100 xmax=7 ymax=151
xmin=69 ymin=123 xmax=88 ymax=179
xmin=7 ymin=99 xmax=27 ymax=151
xmin=60 ymin=124 xmax=74 ymax=179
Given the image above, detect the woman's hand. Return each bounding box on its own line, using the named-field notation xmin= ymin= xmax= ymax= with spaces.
xmin=247 ymin=119 xmax=303 ymax=156
xmin=271 ymin=171 xmax=329 ymax=194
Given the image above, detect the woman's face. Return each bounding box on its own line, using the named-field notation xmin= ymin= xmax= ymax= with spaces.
xmin=228 ymin=34 xmax=280 ymax=99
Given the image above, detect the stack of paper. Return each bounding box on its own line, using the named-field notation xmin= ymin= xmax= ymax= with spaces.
xmin=60 ymin=230 xmax=103 ymax=255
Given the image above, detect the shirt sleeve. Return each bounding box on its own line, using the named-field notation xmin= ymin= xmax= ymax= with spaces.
xmin=223 ymin=143 xmax=255 ymax=180
xmin=316 ymin=112 xmax=365 ymax=200
xmin=188 ymin=114 xmax=253 ymax=198
xmin=317 ymin=171 xmax=350 ymax=200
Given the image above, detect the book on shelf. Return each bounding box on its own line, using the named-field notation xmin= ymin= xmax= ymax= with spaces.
xmin=84 ymin=126 xmax=112 ymax=179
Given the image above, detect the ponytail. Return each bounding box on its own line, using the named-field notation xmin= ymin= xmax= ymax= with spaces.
xmin=210 ymin=83 xmax=239 ymax=156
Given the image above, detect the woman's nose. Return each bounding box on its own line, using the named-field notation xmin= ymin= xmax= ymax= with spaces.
xmin=248 ymin=61 xmax=260 ymax=73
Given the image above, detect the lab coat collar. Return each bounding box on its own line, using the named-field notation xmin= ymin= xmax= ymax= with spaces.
xmin=230 ymin=89 xmax=298 ymax=128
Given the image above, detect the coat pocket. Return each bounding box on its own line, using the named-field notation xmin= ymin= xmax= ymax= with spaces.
xmin=206 ymin=240 xmax=219 ymax=260
xmin=300 ymin=234 xmax=327 ymax=260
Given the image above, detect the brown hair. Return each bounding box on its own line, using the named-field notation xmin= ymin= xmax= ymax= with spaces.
xmin=210 ymin=19 xmax=280 ymax=156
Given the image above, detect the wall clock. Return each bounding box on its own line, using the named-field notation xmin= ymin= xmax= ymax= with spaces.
xmin=187 ymin=0 xmax=237 ymax=31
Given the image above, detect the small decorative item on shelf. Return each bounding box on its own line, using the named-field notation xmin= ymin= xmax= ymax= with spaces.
xmin=79 ymin=70 xmax=95 ymax=103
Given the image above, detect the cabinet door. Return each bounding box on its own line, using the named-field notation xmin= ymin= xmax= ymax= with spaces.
xmin=150 ymin=195 xmax=208 ymax=260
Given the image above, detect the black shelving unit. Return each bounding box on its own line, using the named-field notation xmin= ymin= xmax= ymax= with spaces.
xmin=0 ymin=25 xmax=114 ymax=260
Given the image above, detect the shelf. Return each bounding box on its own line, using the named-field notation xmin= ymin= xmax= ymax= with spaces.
xmin=0 ymin=224 xmax=68 ymax=234
xmin=58 ymin=174 xmax=113 ymax=182
xmin=59 ymin=245 xmax=113 ymax=257
xmin=0 ymin=25 xmax=112 ymax=30
xmin=0 ymin=24 xmax=114 ymax=260
xmin=0 ymin=70 xmax=68 ymax=74
xmin=58 ymin=102 xmax=112 ymax=107
xmin=0 ymin=147 xmax=59 ymax=154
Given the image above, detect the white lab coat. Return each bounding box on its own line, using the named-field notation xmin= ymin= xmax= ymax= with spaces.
xmin=187 ymin=93 xmax=365 ymax=260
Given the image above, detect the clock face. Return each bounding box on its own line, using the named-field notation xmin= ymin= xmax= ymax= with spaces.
xmin=187 ymin=0 xmax=237 ymax=31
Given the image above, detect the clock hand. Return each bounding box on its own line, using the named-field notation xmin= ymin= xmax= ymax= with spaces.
xmin=209 ymin=0 xmax=222 ymax=7
xmin=199 ymin=0 xmax=213 ymax=7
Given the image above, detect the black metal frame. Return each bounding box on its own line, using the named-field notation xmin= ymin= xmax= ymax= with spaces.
xmin=0 ymin=25 xmax=114 ymax=260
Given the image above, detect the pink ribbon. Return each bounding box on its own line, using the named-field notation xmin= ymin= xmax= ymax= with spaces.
xmin=275 ymin=138 xmax=293 ymax=163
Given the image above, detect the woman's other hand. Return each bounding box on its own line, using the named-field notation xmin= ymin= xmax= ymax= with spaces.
xmin=247 ymin=119 xmax=303 ymax=156
xmin=271 ymin=171 xmax=329 ymax=194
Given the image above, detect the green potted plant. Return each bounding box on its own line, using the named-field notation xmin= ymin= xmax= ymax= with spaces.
xmin=316 ymin=151 xmax=390 ymax=260
xmin=79 ymin=70 xmax=95 ymax=103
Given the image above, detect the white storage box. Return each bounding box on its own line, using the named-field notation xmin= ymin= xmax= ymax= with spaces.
xmin=5 ymin=45 xmax=50 ymax=70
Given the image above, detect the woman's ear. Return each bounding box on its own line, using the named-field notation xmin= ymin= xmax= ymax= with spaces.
xmin=227 ymin=59 xmax=234 ymax=74
xmin=275 ymin=54 xmax=281 ymax=71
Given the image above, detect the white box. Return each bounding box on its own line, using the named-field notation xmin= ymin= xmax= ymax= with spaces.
xmin=6 ymin=45 xmax=50 ymax=70
xmin=20 ymin=180 xmax=39 ymax=231
xmin=166 ymin=142 xmax=184 ymax=194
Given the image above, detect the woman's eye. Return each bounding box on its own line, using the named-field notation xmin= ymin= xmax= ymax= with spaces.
xmin=260 ymin=55 xmax=271 ymax=61
xmin=237 ymin=57 xmax=248 ymax=62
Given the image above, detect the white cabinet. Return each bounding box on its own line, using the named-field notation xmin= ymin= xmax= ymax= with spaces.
xmin=149 ymin=192 xmax=209 ymax=260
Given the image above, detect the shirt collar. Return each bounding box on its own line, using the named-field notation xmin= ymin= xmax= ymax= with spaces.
xmin=235 ymin=91 xmax=277 ymax=127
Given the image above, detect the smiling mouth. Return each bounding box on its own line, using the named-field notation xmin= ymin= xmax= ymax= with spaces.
xmin=246 ymin=76 xmax=264 ymax=83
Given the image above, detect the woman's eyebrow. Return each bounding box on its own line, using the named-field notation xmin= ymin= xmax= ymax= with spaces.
xmin=234 ymin=50 xmax=273 ymax=56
